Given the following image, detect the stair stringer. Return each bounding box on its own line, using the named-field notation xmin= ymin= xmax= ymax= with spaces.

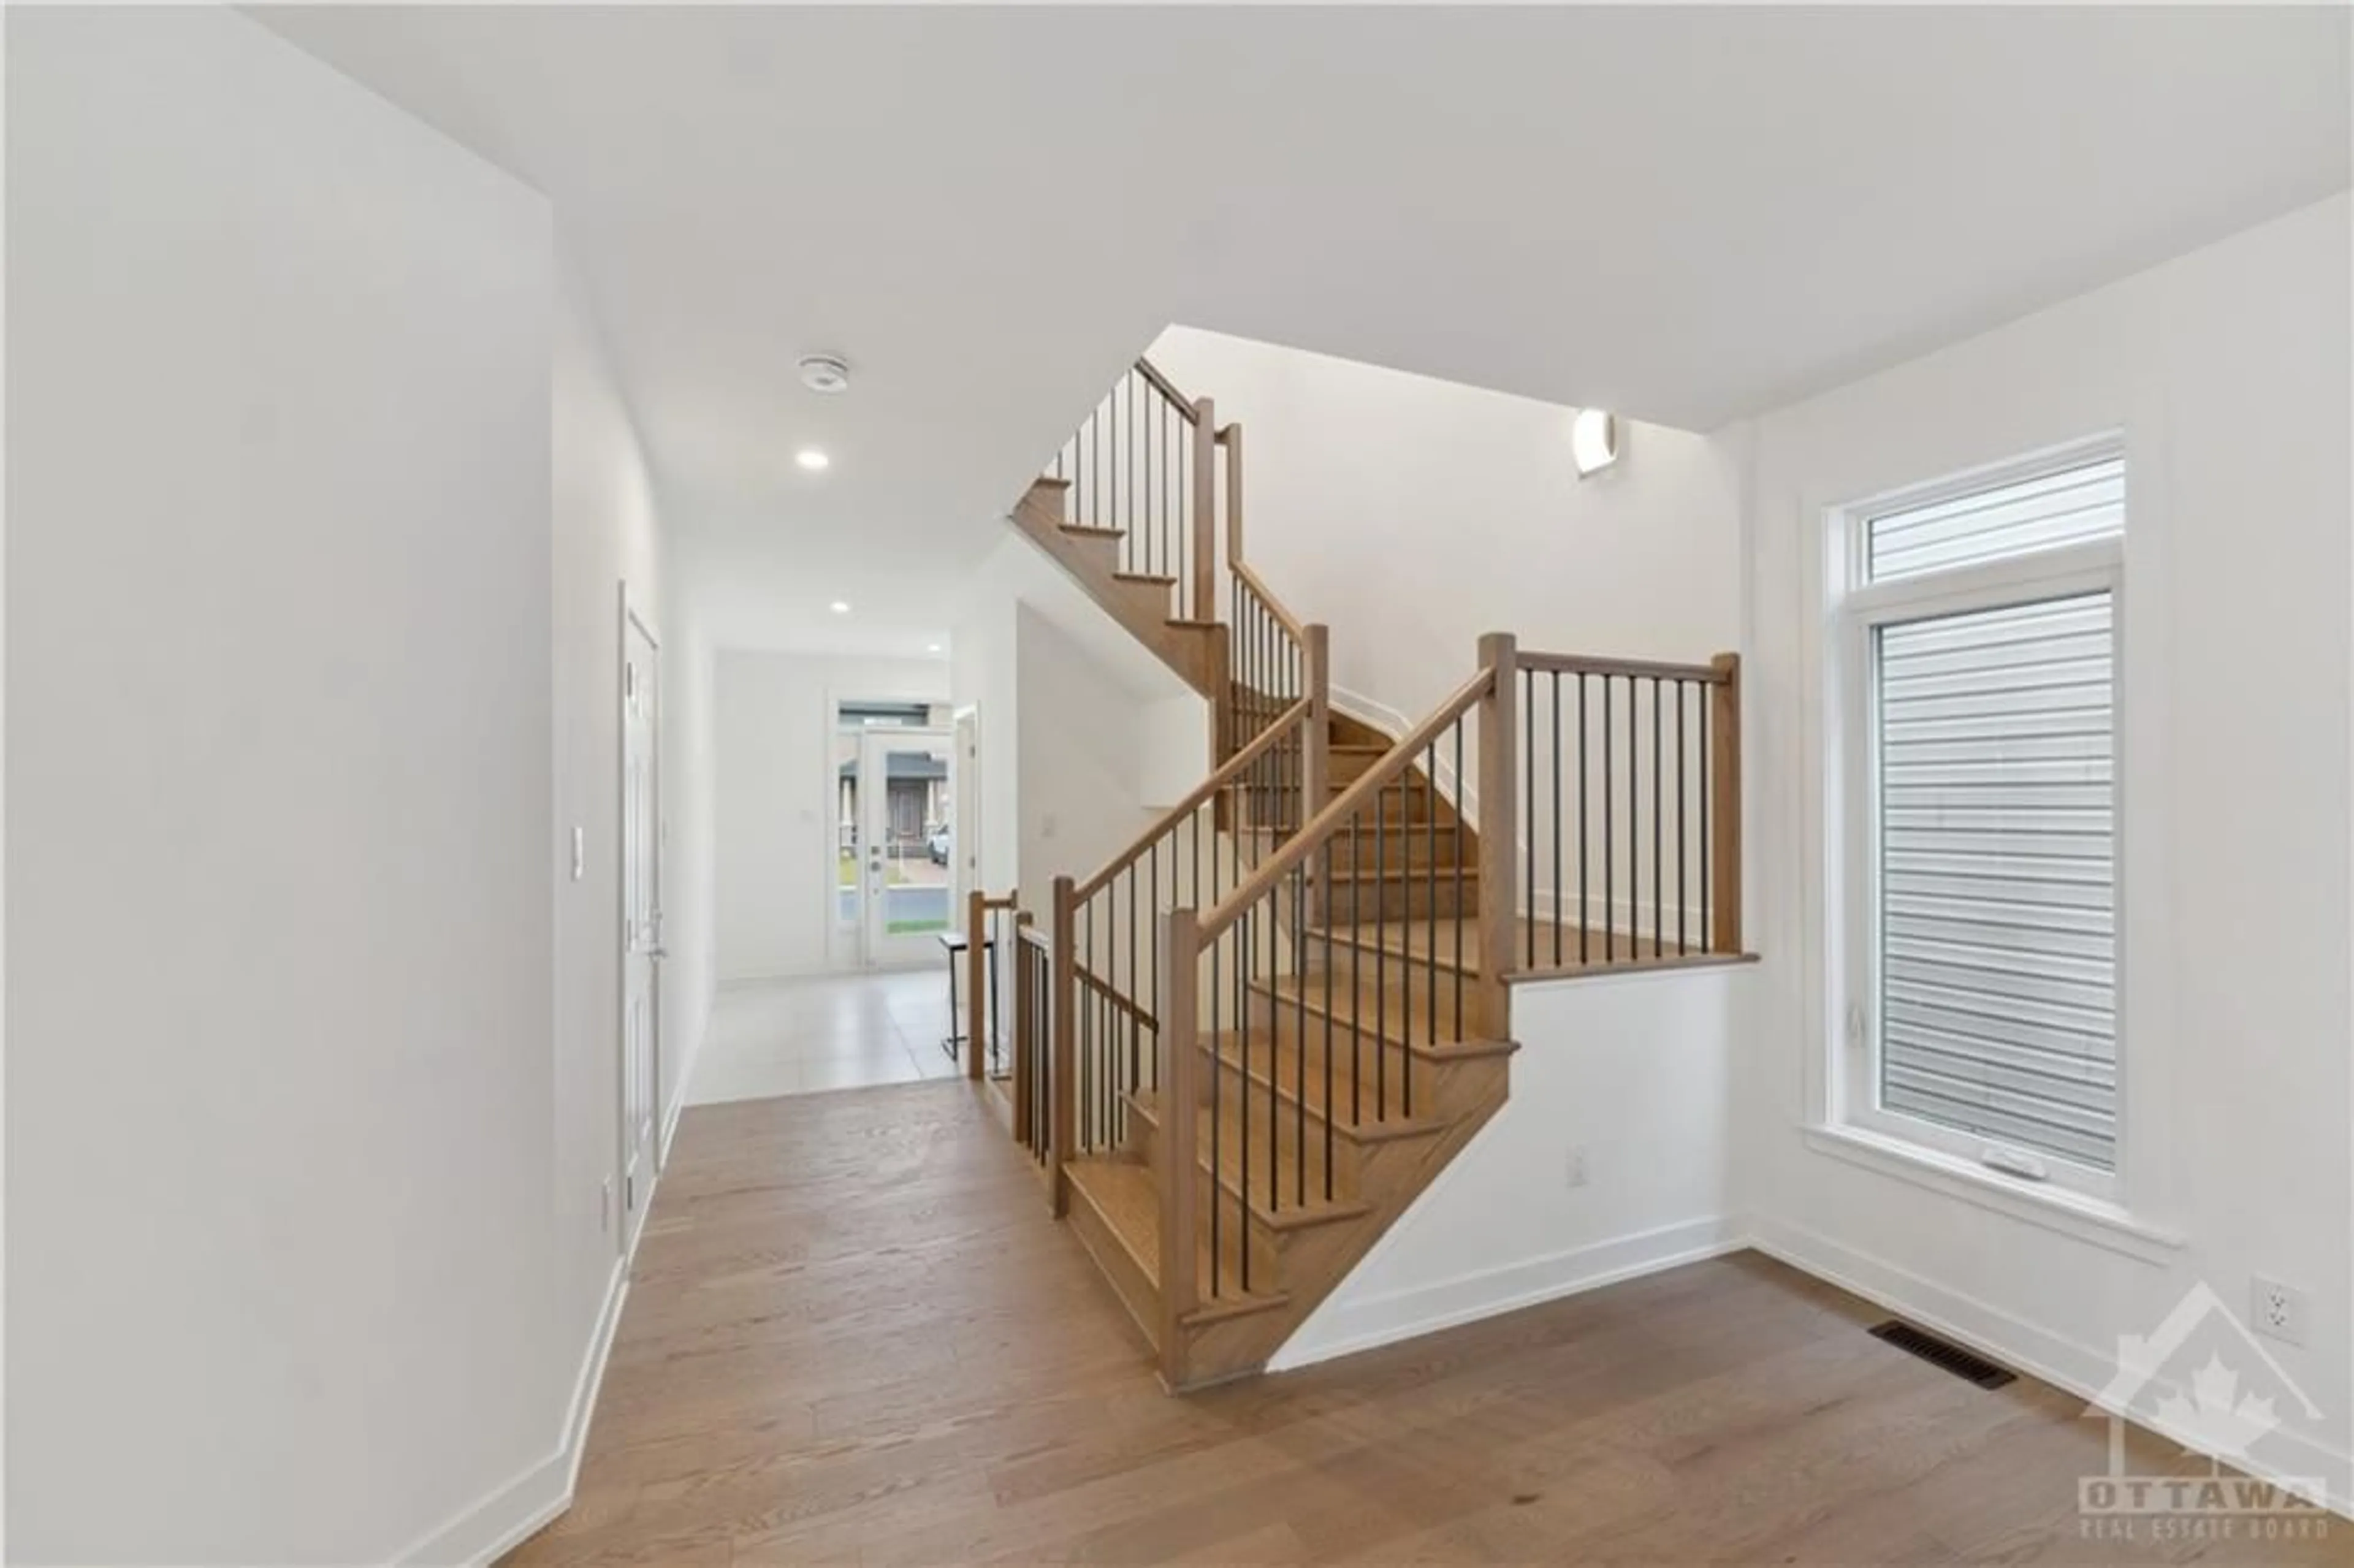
xmin=1008 ymin=478 xmax=1224 ymax=698
xmin=1159 ymin=1055 xmax=1512 ymax=1388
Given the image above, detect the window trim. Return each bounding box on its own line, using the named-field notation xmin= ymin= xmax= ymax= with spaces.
xmin=1831 ymin=438 xmax=2128 ymax=1204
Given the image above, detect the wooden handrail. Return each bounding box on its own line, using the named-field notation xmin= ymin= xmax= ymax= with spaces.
xmin=1517 ymin=649 xmax=1733 ymax=685
xmin=1075 ymin=964 xmax=1159 ymax=1032
xmin=1072 ymin=696 xmax=1314 ymax=902
xmin=1135 ymin=356 xmax=1197 ymax=421
xmin=1200 ymin=663 xmax=1496 ymax=942
xmin=1231 ymin=560 xmax=1308 ymax=645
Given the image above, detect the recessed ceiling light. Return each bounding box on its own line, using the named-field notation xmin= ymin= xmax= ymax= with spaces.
xmin=1571 ymin=409 xmax=1620 ymax=478
xmin=926 ymin=643 xmax=943 ymax=655
xmin=796 ymin=448 xmax=831 ymax=471
xmin=798 ymin=354 xmax=851 ymax=394
xmin=829 ymin=600 xmax=851 ymax=614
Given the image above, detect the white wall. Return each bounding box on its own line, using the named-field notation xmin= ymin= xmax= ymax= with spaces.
xmin=1272 ymin=968 xmax=1743 ymax=1369
xmin=1015 ymin=604 xmax=1164 ymax=909
xmin=549 ymin=259 xmax=665 ymax=1383
xmin=712 ymin=650 xmax=949 ymax=981
xmin=660 ymin=573 xmax=717 ymax=1139
xmin=7 ymin=9 xmax=561 ymax=1561
xmin=1737 ymin=192 xmax=2353 ymax=1504
xmin=1146 ymin=326 xmax=1745 ymax=728
xmin=951 ymin=532 xmax=1206 ymax=921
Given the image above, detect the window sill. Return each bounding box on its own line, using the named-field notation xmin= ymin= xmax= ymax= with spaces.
xmin=1800 ymin=1123 xmax=2184 ymax=1266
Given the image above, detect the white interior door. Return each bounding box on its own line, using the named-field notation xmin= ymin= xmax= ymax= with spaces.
xmin=620 ymin=606 xmax=661 ymax=1243
xmin=858 ymin=726 xmax=954 ymax=968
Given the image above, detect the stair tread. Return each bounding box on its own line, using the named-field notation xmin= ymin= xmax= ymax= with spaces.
xmin=1065 ymin=1157 xmax=1291 ymax=1320
xmin=1200 ymin=1027 xmax=1443 ymax=1138
xmin=1130 ymin=1081 xmax=1371 ymax=1224
xmin=1255 ymin=970 xmax=1510 ymax=1053
xmin=1324 ymin=863 xmax=1479 ymax=886
xmin=1308 ymin=918 xmax=1481 ymax=976
xmin=1057 ymin=522 xmax=1125 ymax=539
xmin=1113 ymin=570 xmax=1178 ymax=586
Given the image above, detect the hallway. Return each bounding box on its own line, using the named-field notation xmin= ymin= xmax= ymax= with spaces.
xmin=687 ymin=970 xmax=967 ymax=1105
xmin=507 ymin=1082 xmax=2335 ymax=1566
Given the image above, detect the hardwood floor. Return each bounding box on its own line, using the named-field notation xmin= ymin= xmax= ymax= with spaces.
xmin=505 ymin=1081 xmax=2339 ymax=1566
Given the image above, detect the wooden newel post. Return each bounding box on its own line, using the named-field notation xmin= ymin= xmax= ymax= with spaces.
xmin=1474 ymin=633 xmax=1518 ymax=1038
xmin=1012 ymin=914 xmax=1035 ymax=1145
xmin=1190 ymin=397 xmax=1217 ymax=622
xmin=1303 ymin=623 xmax=1331 ymax=918
xmin=1157 ymin=907 xmax=1202 ymax=1390
xmin=1709 ymin=652 xmax=1743 ymax=956
xmin=1049 ymin=876 xmax=1078 ymax=1217
xmin=1224 ymin=422 xmax=1244 ymax=563
xmin=965 ymin=889 xmax=988 ymax=1081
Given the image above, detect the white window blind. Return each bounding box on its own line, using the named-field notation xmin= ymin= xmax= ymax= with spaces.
xmin=1858 ymin=454 xmax=2123 ymax=1176
xmin=1867 ymin=457 xmax=2124 ymax=585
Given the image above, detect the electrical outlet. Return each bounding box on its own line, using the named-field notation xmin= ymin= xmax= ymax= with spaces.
xmin=2252 ymin=1276 xmax=2304 ymax=1345
xmin=571 ymin=826 xmax=585 ymax=881
xmin=600 ymin=1176 xmax=613 ymax=1234
xmin=1566 ymin=1146 xmax=1589 ymax=1189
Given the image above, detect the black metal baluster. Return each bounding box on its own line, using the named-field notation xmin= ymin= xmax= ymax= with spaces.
xmin=1579 ymin=674 xmax=1590 ymax=965
xmin=1295 ymin=866 xmax=1307 ymax=1209
xmin=1676 ymin=680 xmax=1688 ymax=956
xmin=1653 ymin=677 xmax=1663 ymax=960
xmin=1524 ymin=671 xmax=1536 ymax=970
xmin=1239 ymin=904 xmax=1252 ymax=1288
xmin=1425 ymin=739 xmax=1438 ymax=1049
xmin=1376 ymin=782 xmax=1388 ymax=1120
xmin=1322 ymin=834 xmax=1335 ymax=1201
xmin=1350 ymin=811 xmax=1363 ymax=1125
xmin=1151 ymin=840 xmax=1162 ymax=1090
xmin=1551 ymin=671 xmax=1563 ymax=967
xmin=1209 ymin=923 xmax=1222 ymax=1295
xmin=1453 ymin=719 xmax=1465 ymax=1040
xmin=1699 ymin=678 xmax=1711 ymax=953
xmin=1603 ymin=676 xmax=1614 ymax=964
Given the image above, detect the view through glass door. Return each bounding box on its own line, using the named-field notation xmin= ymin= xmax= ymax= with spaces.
xmin=837 ymin=717 xmax=954 ymax=968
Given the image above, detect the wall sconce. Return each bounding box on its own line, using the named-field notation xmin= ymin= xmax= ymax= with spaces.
xmin=1571 ymin=409 xmax=1620 ymax=478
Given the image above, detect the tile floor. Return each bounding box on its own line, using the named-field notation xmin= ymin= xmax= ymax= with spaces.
xmin=685 ymin=967 xmax=971 ymax=1105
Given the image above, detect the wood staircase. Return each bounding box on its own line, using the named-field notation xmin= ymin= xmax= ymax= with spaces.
xmin=992 ymin=354 xmax=1746 ymax=1391
xmin=1061 ymin=698 xmax=1514 ymax=1386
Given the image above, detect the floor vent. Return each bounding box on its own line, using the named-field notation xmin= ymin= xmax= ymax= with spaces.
xmin=1868 ymin=1320 xmax=2017 ymax=1390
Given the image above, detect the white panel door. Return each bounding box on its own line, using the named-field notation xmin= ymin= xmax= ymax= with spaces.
xmin=620 ymin=607 xmax=662 ymax=1243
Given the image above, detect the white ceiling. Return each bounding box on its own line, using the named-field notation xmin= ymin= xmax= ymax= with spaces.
xmin=258 ymin=5 xmax=2348 ymax=651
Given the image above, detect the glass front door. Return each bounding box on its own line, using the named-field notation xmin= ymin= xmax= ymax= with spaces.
xmin=852 ymin=726 xmax=954 ymax=967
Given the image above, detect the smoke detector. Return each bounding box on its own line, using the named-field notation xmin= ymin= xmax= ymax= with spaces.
xmin=798 ymin=354 xmax=851 ymax=394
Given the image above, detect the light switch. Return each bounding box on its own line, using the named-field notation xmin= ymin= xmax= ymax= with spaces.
xmin=571 ymin=826 xmax=585 ymax=881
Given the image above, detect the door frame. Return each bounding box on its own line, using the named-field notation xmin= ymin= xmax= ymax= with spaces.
xmin=617 ymin=584 xmax=663 ymax=1250
xmin=951 ymin=703 xmax=982 ymax=915
xmin=821 ymin=685 xmax=953 ymax=972
xmin=856 ymin=722 xmax=958 ymax=970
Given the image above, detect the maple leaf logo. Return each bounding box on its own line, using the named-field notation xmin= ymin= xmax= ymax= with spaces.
xmin=2155 ymin=1354 xmax=2279 ymax=1461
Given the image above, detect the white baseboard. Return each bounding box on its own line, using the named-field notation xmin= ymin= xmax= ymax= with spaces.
xmin=1268 ymin=1215 xmax=1742 ymax=1372
xmin=1748 ymin=1215 xmax=2353 ymax=1521
xmin=390 ymin=1249 xmax=634 ymax=1564
xmin=660 ymin=1084 xmax=688 ymax=1169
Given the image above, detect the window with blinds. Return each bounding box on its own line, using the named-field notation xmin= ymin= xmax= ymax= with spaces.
xmin=1856 ymin=454 xmax=2123 ymax=1176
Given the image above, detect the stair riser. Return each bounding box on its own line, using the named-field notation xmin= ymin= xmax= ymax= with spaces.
xmin=1125 ymin=1102 xmax=1289 ymax=1286
xmin=1183 ymin=1064 xmax=1366 ymax=1200
xmin=1247 ymin=978 xmax=1493 ymax=1054
xmin=1066 ymin=1164 xmax=1164 ymax=1355
xmin=1324 ymin=786 xmax=1449 ymax=827
xmin=1322 ymin=877 xmax=1477 ymax=924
